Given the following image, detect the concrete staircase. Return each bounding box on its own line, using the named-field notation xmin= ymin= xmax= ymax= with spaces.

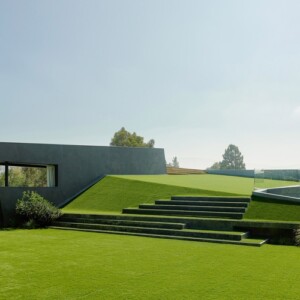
xmin=51 ymin=196 xmax=268 ymax=246
xmin=123 ymin=196 xmax=249 ymax=219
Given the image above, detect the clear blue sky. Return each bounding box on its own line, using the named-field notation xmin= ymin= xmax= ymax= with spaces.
xmin=1 ymin=0 xmax=300 ymax=169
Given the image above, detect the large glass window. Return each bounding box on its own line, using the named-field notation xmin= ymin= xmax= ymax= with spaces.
xmin=0 ymin=162 xmax=57 ymax=187
xmin=0 ymin=165 xmax=4 ymax=187
xmin=8 ymin=165 xmax=47 ymax=187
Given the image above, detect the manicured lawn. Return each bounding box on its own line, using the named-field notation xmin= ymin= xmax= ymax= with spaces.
xmin=64 ymin=175 xmax=300 ymax=222
xmin=4 ymin=175 xmax=300 ymax=298
xmin=113 ymin=174 xmax=297 ymax=195
xmin=64 ymin=176 xmax=239 ymax=214
xmin=244 ymin=196 xmax=300 ymax=222
xmin=1 ymin=229 xmax=300 ymax=299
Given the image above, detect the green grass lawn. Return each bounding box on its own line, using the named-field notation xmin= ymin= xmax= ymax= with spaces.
xmin=64 ymin=175 xmax=300 ymax=222
xmin=244 ymin=196 xmax=300 ymax=222
xmin=113 ymin=174 xmax=297 ymax=195
xmin=63 ymin=175 xmax=241 ymax=214
xmin=1 ymin=229 xmax=300 ymax=299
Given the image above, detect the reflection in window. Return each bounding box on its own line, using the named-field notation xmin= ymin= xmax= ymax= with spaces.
xmin=8 ymin=166 xmax=47 ymax=187
xmin=0 ymin=165 xmax=4 ymax=187
xmin=0 ymin=163 xmax=57 ymax=187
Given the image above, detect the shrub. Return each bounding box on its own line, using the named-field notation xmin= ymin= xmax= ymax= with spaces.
xmin=16 ymin=191 xmax=62 ymax=227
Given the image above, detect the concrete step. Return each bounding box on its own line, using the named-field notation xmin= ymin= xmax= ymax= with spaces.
xmin=156 ymin=200 xmax=248 ymax=208
xmin=171 ymin=196 xmax=250 ymax=203
xmin=60 ymin=213 xmax=245 ymax=230
xmin=140 ymin=204 xmax=246 ymax=213
xmin=123 ymin=208 xmax=243 ymax=219
xmin=55 ymin=217 xmax=186 ymax=229
xmin=51 ymin=222 xmax=248 ymax=241
xmin=50 ymin=226 xmax=268 ymax=247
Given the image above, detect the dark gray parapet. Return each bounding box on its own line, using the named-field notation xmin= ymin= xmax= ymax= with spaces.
xmin=207 ymin=169 xmax=255 ymax=178
xmin=253 ymin=185 xmax=300 ymax=203
xmin=0 ymin=142 xmax=166 ymax=226
xmin=207 ymin=169 xmax=300 ymax=181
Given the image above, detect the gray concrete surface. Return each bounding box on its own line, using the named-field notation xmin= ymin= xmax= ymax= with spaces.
xmin=0 ymin=142 xmax=166 ymax=226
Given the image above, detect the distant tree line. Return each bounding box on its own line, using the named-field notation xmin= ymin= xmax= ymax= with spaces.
xmin=166 ymin=156 xmax=180 ymax=168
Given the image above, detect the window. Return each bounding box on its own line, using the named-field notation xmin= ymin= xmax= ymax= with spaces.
xmin=0 ymin=165 xmax=4 ymax=187
xmin=0 ymin=162 xmax=57 ymax=187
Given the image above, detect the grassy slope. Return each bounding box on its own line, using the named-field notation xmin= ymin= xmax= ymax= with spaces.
xmin=64 ymin=174 xmax=300 ymax=221
xmin=1 ymin=229 xmax=300 ymax=299
xmin=64 ymin=176 xmax=240 ymax=214
xmin=113 ymin=174 xmax=297 ymax=194
xmin=244 ymin=196 xmax=300 ymax=222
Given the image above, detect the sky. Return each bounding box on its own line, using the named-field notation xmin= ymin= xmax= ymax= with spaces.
xmin=0 ymin=0 xmax=300 ymax=169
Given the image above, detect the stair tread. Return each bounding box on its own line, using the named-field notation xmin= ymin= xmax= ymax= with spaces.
xmin=172 ymin=196 xmax=250 ymax=202
xmin=58 ymin=218 xmax=185 ymax=227
xmin=172 ymin=196 xmax=250 ymax=199
xmin=54 ymin=221 xmax=246 ymax=236
xmin=141 ymin=204 xmax=245 ymax=210
xmin=49 ymin=226 xmax=267 ymax=246
xmin=52 ymin=221 xmax=248 ymax=240
xmin=125 ymin=208 xmax=243 ymax=215
xmin=157 ymin=200 xmax=248 ymax=205
xmin=62 ymin=213 xmax=243 ymax=221
xmin=183 ymin=228 xmax=246 ymax=235
xmin=53 ymin=222 xmax=186 ymax=232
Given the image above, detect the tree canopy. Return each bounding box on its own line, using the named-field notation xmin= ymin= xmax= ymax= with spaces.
xmin=207 ymin=161 xmax=221 ymax=170
xmin=219 ymin=144 xmax=246 ymax=170
xmin=110 ymin=127 xmax=155 ymax=148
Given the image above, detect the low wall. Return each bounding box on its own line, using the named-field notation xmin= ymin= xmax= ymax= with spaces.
xmin=207 ymin=169 xmax=300 ymax=181
xmin=207 ymin=169 xmax=254 ymax=178
xmin=0 ymin=142 xmax=166 ymax=226
xmin=266 ymin=186 xmax=300 ymax=198
xmin=252 ymin=185 xmax=300 ymax=204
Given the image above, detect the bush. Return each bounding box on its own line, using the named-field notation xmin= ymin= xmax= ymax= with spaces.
xmin=16 ymin=191 xmax=62 ymax=227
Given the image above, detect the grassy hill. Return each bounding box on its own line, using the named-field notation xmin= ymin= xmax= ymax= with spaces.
xmin=63 ymin=174 xmax=300 ymax=221
xmin=63 ymin=175 xmax=241 ymax=214
xmin=112 ymin=174 xmax=297 ymax=194
xmin=244 ymin=195 xmax=300 ymax=222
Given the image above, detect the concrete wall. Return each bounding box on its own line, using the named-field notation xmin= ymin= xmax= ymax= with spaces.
xmin=263 ymin=169 xmax=300 ymax=181
xmin=0 ymin=142 xmax=166 ymax=226
xmin=252 ymin=185 xmax=300 ymax=204
xmin=207 ymin=169 xmax=255 ymax=178
xmin=207 ymin=169 xmax=300 ymax=181
xmin=265 ymin=186 xmax=300 ymax=198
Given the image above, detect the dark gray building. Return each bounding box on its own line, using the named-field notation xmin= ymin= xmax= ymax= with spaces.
xmin=0 ymin=142 xmax=166 ymax=226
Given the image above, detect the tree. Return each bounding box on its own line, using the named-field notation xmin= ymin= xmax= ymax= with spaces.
xmin=207 ymin=161 xmax=221 ymax=170
xmin=166 ymin=156 xmax=180 ymax=168
xmin=220 ymin=144 xmax=246 ymax=170
xmin=172 ymin=156 xmax=179 ymax=168
xmin=110 ymin=127 xmax=155 ymax=148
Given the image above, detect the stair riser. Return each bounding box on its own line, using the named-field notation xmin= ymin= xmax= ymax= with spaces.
xmin=156 ymin=200 xmax=248 ymax=208
xmin=140 ymin=204 xmax=246 ymax=213
xmin=123 ymin=208 xmax=243 ymax=219
xmin=52 ymin=222 xmax=246 ymax=241
xmin=55 ymin=218 xmax=185 ymax=229
xmin=172 ymin=196 xmax=250 ymax=203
